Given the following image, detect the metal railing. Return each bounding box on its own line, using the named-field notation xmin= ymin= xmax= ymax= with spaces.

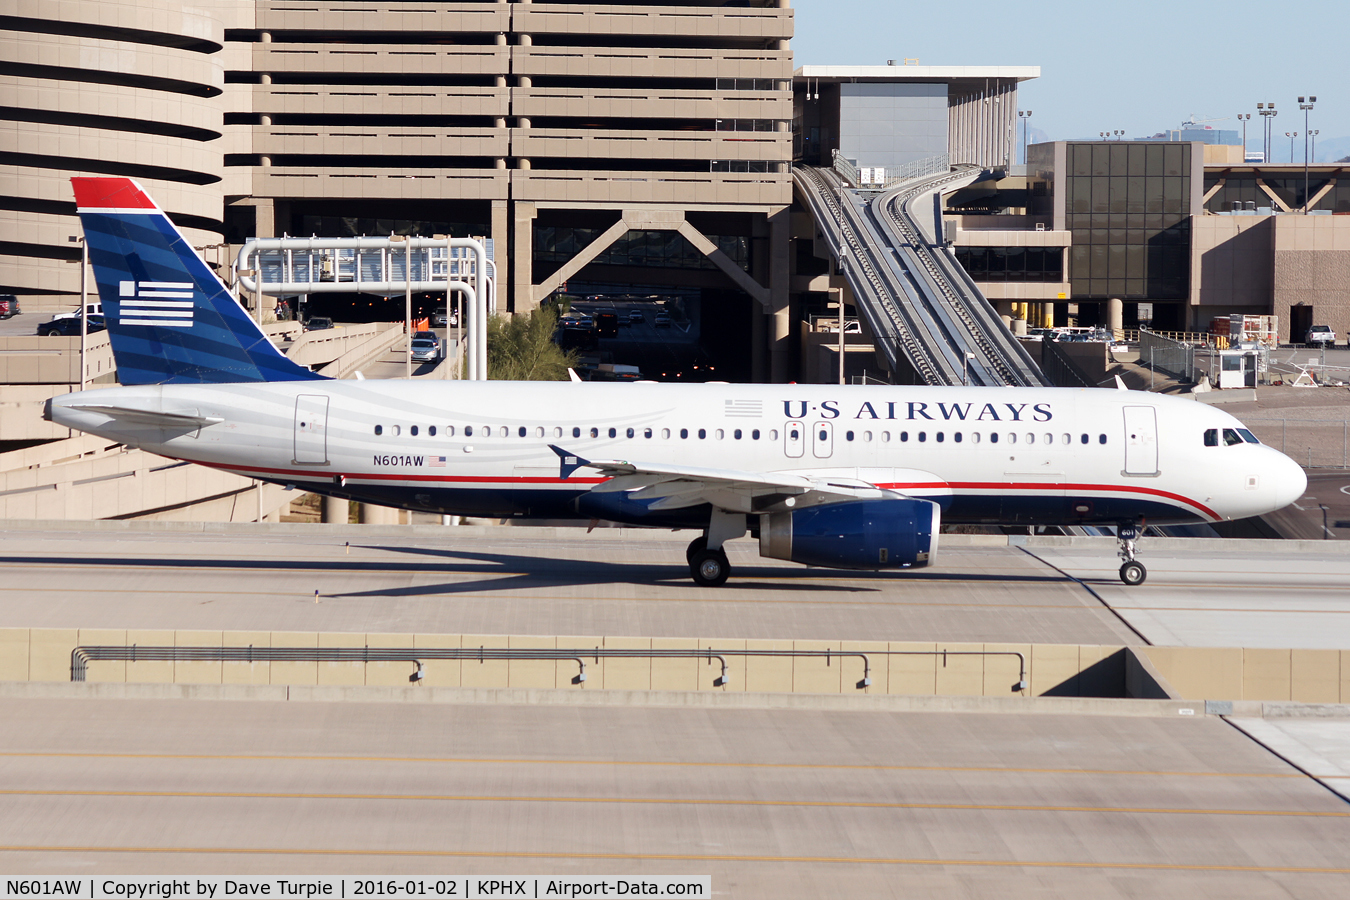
xmin=831 ymin=150 xmax=951 ymax=189
xmin=71 ymin=645 xmax=1029 ymax=692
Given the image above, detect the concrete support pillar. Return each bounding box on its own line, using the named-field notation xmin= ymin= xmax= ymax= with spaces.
xmin=512 ymin=201 xmax=538 ymax=314
xmin=254 ymin=198 xmax=275 ymax=239
xmin=768 ymin=207 xmax=791 ymax=383
xmin=995 ymin=299 xmax=1014 ymax=329
xmin=491 ymin=199 xmax=508 ymax=314
xmin=751 ymin=302 xmax=767 ymax=382
xmin=322 ymin=495 xmax=347 ymax=524
xmin=1108 ymin=297 xmax=1123 ymax=337
xmin=358 ymin=503 xmax=400 ymax=525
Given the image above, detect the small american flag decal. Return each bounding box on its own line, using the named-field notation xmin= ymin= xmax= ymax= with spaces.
xmin=724 ymin=399 xmax=762 ymax=418
xmin=428 ymin=456 xmax=446 ymax=467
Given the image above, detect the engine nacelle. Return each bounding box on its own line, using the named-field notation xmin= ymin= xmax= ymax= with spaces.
xmin=759 ymin=498 xmax=940 ymax=570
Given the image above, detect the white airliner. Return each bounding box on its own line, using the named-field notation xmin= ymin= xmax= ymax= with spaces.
xmin=47 ymin=177 xmax=1306 ymax=587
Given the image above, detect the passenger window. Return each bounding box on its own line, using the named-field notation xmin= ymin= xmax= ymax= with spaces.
xmin=715 ymin=429 xmax=724 ymax=439
xmin=752 ymin=429 xmax=760 ymax=440
xmin=846 ymin=431 xmax=855 ymax=442
xmin=954 ymin=432 xmax=962 ymax=443
xmin=553 ymin=427 xmax=562 ymax=438
xmin=1099 ymin=434 xmax=1108 ymax=445
xmin=499 ymin=426 xmax=507 ymax=437
xmin=769 ymin=429 xmax=779 ymax=440
xmin=936 ymin=432 xmax=945 ymax=443
xmin=918 ymin=432 xmax=926 ymax=443
xmin=1044 ymin=433 xmax=1052 ymax=445
xmin=536 ymin=427 xmax=544 ymax=438
xmin=698 ymin=428 xmax=706 ymax=439
xmin=990 ymin=433 xmax=999 ymax=444
xmin=863 ymin=431 xmax=872 ymax=442
xmin=1237 ymin=428 xmax=1260 ymax=444
xmin=429 ymin=426 xmax=437 ymax=437
xmin=662 ymin=428 xmax=671 ymax=439
xmin=410 ymin=426 xmax=419 ymax=436
xmin=1080 ymin=434 xmax=1089 ymax=444
xmin=627 ymin=427 xmax=635 ymax=439
xmin=644 ymin=428 xmax=653 ymax=438
xmin=881 ymin=431 xmax=890 ymax=442
xmin=733 ymin=429 xmax=742 ymax=440
xmin=590 ymin=427 xmax=599 ymax=438
xmin=465 ymin=425 xmax=474 ymax=437
xmin=900 ymin=431 xmax=909 ymax=442
xmin=680 ymin=428 xmax=688 ymax=439
xmin=970 ymin=432 xmax=980 ymax=444
xmin=1007 ymin=433 xmax=1017 ymax=444
xmin=1062 ymin=434 xmax=1070 ymax=444
xmin=1025 ymin=433 xmax=1033 ymax=444
xmin=572 ymin=427 xmax=581 ymax=438
xmin=392 ymin=425 xmax=402 ymax=436
xmin=608 ymin=427 xmax=617 ymax=438
xmin=1223 ymin=428 xmax=1243 ymax=446
xmin=374 ymin=425 xmax=383 ymax=436
xmin=447 ymin=426 xmax=455 ymax=437
xmin=519 ymin=426 xmax=527 ymax=438
xmin=1204 ymin=428 xmax=1219 ymax=447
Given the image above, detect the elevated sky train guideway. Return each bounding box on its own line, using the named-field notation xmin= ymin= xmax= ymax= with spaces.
xmin=794 ymin=161 xmax=1050 ymax=388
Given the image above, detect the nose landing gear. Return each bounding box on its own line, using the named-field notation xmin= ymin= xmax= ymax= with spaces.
xmin=1117 ymin=523 xmax=1146 ymax=585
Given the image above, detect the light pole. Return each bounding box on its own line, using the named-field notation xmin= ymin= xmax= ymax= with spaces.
xmin=1299 ymin=95 xmax=1316 ymax=212
xmin=1257 ymin=102 xmax=1277 ymax=162
xmin=1311 ymin=129 xmax=1320 ymax=164
xmin=1018 ymin=109 xmax=1032 ymax=164
xmin=67 ymin=235 xmax=87 ymax=390
xmin=963 ymin=352 xmax=975 ymax=386
xmin=389 ymin=233 xmax=413 ymax=379
xmin=1237 ymin=113 xmax=1250 ymax=160
xmin=1286 ymin=132 xmax=1297 ymax=165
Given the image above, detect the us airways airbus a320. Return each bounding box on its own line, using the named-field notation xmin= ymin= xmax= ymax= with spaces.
xmin=46 ymin=177 xmax=1305 ymax=587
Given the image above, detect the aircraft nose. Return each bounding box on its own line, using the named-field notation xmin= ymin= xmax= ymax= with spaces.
xmin=1269 ymin=450 xmax=1307 ymax=512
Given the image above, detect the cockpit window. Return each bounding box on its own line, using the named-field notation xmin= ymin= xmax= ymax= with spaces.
xmin=1204 ymin=428 xmax=1218 ymax=447
xmin=1236 ymin=428 xmax=1260 ymax=444
xmin=1222 ymin=428 xmax=1243 ymax=446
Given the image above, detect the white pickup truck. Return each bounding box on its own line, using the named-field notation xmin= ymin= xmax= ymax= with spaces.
xmin=1306 ymin=324 xmax=1337 ymax=347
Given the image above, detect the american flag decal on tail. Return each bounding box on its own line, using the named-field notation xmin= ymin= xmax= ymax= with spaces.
xmin=119 ymin=280 xmax=194 ymax=328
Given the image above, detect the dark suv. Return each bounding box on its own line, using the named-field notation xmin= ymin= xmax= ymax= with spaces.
xmin=0 ymin=294 xmax=18 ymax=319
xmin=37 ymin=314 xmax=105 ymax=336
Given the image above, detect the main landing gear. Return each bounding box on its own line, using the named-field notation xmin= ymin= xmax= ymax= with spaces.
xmin=1117 ymin=522 xmax=1146 ymax=586
xmin=686 ymin=509 xmax=745 ymax=587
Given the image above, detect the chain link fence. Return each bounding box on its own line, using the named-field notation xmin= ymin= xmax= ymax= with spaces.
xmin=1241 ymin=418 xmax=1350 ymax=469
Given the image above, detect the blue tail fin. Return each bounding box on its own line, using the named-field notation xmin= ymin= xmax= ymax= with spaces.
xmin=72 ymin=177 xmax=325 ymax=384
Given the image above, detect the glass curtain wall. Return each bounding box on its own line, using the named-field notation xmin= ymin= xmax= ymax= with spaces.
xmin=1064 ymin=142 xmax=1191 ymax=300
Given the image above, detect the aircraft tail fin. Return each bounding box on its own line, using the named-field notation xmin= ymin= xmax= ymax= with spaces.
xmin=71 ymin=177 xmax=326 ymax=385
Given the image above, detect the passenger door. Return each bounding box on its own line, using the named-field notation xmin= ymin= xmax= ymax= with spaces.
xmin=1122 ymin=406 xmax=1159 ymax=476
xmin=784 ymin=420 xmax=804 ymax=458
xmin=293 ymin=394 xmax=330 ymax=465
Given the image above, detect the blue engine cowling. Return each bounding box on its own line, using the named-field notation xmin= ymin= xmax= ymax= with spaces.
xmin=758 ymin=498 xmax=940 ymax=570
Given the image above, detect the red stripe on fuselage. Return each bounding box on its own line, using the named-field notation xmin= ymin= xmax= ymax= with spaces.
xmin=195 ymin=460 xmax=1216 ymax=520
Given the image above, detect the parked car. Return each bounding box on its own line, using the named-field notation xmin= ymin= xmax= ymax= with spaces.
xmin=654 ymin=311 xmax=673 ymax=327
xmin=37 ymin=314 xmax=105 ymax=336
xmin=305 ymin=316 xmax=333 ymax=331
xmin=1306 ymin=325 xmax=1336 ymax=346
xmin=410 ymin=331 xmax=443 ymax=362
xmin=0 ymin=293 xmax=19 ymax=319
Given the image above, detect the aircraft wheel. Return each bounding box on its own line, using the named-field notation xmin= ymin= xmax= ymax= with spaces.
xmin=1119 ymin=561 xmax=1147 ymax=586
xmin=685 ymin=536 xmax=707 ymax=565
xmin=690 ymin=549 xmax=730 ymax=587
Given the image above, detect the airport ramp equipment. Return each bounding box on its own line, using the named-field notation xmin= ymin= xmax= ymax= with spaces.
xmin=794 ymin=165 xmax=1050 ymax=387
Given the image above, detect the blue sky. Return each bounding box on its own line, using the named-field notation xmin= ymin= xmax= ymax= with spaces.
xmin=792 ymin=0 xmax=1348 ymax=162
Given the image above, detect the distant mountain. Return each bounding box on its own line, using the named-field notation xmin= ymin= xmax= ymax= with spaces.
xmin=1313 ymin=136 xmax=1350 ymax=163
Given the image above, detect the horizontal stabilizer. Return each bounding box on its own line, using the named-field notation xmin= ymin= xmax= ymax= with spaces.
xmin=67 ymin=404 xmax=224 ymax=428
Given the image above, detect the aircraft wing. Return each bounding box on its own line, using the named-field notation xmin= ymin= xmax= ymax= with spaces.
xmin=547 ymin=444 xmax=900 ymax=513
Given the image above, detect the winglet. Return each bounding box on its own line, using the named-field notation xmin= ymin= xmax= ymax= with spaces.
xmin=1114 ymin=375 xmax=1128 ymax=391
xmin=547 ymin=444 xmax=591 ymax=479
xmin=567 ymin=368 xmax=583 ymax=383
